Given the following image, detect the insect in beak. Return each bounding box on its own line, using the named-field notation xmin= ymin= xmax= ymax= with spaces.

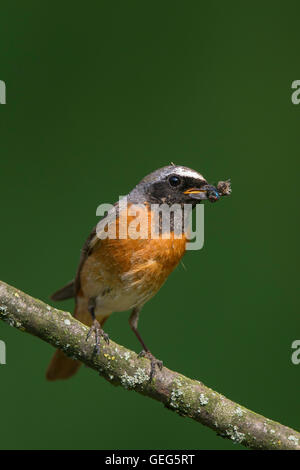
xmin=184 ymin=184 xmax=220 ymax=202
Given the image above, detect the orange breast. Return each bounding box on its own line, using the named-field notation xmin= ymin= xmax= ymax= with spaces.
xmin=79 ymin=204 xmax=187 ymax=309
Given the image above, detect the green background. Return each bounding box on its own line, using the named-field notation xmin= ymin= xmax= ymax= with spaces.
xmin=0 ymin=1 xmax=299 ymax=450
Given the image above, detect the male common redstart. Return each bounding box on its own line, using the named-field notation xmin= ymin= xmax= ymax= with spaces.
xmin=46 ymin=165 xmax=230 ymax=380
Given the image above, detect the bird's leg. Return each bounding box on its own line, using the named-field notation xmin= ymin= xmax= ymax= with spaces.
xmin=86 ymin=298 xmax=109 ymax=355
xmin=129 ymin=307 xmax=163 ymax=380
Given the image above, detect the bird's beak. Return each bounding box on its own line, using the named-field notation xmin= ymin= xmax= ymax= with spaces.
xmin=184 ymin=184 xmax=220 ymax=202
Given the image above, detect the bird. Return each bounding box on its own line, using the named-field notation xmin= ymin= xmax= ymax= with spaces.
xmin=46 ymin=165 xmax=228 ymax=381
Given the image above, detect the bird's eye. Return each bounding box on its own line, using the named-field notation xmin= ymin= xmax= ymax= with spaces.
xmin=169 ymin=175 xmax=181 ymax=187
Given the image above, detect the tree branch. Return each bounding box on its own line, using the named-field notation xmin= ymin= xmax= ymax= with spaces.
xmin=0 ymin=279 xmax=299 ymax=450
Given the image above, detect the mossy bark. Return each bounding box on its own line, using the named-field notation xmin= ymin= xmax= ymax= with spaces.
xmin=0 ymin=280 xmax=299 ymax=450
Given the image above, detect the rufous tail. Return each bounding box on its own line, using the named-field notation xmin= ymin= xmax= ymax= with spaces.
xmin=46 ymin=349 xmax=81 ymax=381
xmin=46 ymin=297 xmax=108 ymax=381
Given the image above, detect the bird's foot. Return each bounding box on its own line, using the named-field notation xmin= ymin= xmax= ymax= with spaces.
xmin=86 ymin=319 xmax=109 ymax=355
xmin=138 ymin=350 xmax=163 ymax=381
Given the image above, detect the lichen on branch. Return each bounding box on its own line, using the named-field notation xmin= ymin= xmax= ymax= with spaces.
xmin=0 ymin=279 xmax=299 ymax=450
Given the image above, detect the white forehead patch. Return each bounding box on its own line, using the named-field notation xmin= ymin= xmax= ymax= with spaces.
xmin=174 ymin=167 xmax=205 ymax=181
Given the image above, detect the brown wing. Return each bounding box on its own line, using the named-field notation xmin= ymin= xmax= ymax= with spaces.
xmin=74 ymin=225 xmax=100 ymax=295
xmin=50 ymin=227 xmax=99 ymax=301
xmin=74 ymin=200 xmax=121 ymax=295
xmin=51 ymin=280 xmax=75 ymax=301
xmin=51 ymin=201 xmax=120 ymax=301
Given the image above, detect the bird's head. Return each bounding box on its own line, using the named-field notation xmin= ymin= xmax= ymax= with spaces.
xmin=129 ymin=165 xmax=220 ymax=206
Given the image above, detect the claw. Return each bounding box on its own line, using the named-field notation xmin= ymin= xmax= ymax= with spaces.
xmin=103 ymin=332 xmax=110 ymax=344
xmin=139 ymin=350 xmax=163 ymax=381
xmin=86 ymin=319 xmax=109 ymax=355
